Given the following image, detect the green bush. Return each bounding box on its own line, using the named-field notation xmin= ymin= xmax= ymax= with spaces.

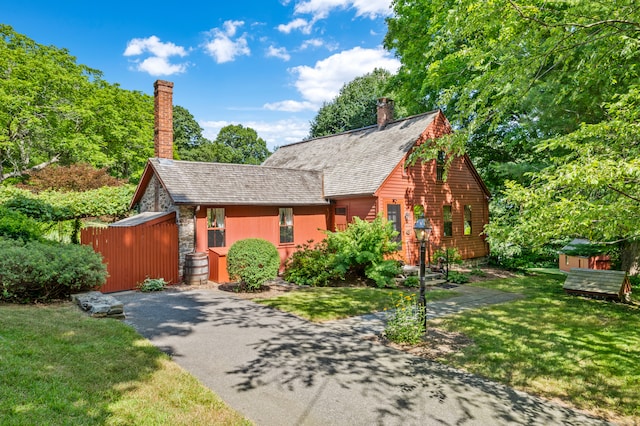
xmin=447 ymin=271 xmax=470 ymax=284
xmin=403 ymin=275 xmax=420 ymax=288
xmin=326 ymin=215 xmax=401 ymax=287
xmin=283 ymin=240 xmax=340 ymax=286
xmin=283 ymin=215 xmax=402 ymax=288
xmin=0 ymin=237 xmax=107 ymax=302
xmin=138 ymin=277 xmax=167 ymax=292
xmin=0 ymin=206 xmax=43 ymax=241
xmin=227 ymin=238 xmax=280 ymax=291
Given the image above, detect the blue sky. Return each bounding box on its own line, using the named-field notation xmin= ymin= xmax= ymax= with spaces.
xmin=4 ymin=0 xmax=399 ymax=149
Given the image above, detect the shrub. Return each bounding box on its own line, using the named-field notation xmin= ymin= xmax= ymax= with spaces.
xmin=470 ymin=268 xmax=486 ymax=277
xmin=283 ymin=240 xmax=340 ymax=286
xmin=384 ymin=294 xmax=425 ymax=344
xmin=447 ymin=271 xmax=470 ymax=284
xmin=138 ymin=277 xmax=167 ymax=292
xmin=227 ymin=238 xmax=280 ymax=291
xmin=326 ymin=215 xmax=401 ymax=287
xmin=403 ymin=275 xmax=420 ymax=288
xmin=0 ymin=237 xmax=107 ymax=303
xmin=0 ymin=206 xmax=43 ymax=241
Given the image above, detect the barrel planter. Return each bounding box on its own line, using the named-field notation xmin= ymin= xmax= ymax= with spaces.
xmin=184 ymin=252 xmax=209 ymax=285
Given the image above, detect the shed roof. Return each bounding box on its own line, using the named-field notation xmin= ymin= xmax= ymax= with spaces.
xmin=559 ymin=238 xmax=592 ymax=254
xmin=563 ymin=268 xmax=630 ymax=298
xmin=137 ymin=158 xmax=328 ymax=206
xmin=110 ymin=211 xmax=175 ymax=227
xmin=262 ymin=111 xmax=440 ymax=198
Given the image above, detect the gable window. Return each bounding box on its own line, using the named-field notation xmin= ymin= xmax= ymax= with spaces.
xmin=207 ymin=208 xmax=225 ymax=247
xmin=443 ymin=205 xmax=453 ymax=237
xmin=279 ymin=208 xmax=294 ymax=244
xmin=464 ymin=205 xmax=472 ymax=236
xmin=436 ymin=151 xmax=446 ymax=182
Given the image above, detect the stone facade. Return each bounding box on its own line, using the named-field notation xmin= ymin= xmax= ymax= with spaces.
xmin=138 ymin=174 xmax=174 ymax=213
xmin=177 ymin=205 xmax=196 ymax=276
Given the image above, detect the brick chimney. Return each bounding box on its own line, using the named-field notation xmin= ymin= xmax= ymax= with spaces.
xmin=376 ymin=97 xmax=394 ymax=130
xmin=154 ymin=80 xmax=174 ymax=159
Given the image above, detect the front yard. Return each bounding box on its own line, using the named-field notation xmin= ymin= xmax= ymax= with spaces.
xmin=0 ymin=303 xmax=250 ymax=425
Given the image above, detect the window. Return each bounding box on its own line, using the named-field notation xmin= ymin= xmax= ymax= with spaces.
xmin=443 ymin=205 xmax=453 ymax=237
xmin=279 ymin=208 xmax=294 ymax=244
xmin=464 ymin=205 xmax=472 ymax=236
xmin=436 ymin=151 xmax=446 ymax=182
xmin=386 ymin=203 xmax=402 ymax=245
xmin=207 ymin=208 xmax=225 ymax=247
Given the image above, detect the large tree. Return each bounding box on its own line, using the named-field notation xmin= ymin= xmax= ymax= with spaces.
xmin=0 ymin=25 xmax=155 ymax=182
xmin=308 ymin=68 xmax=403 ymax=138
xmin=214 ymin=124 xmax=270 ymax=165
xmin=385 ymin=1 xmax=640 ymax=270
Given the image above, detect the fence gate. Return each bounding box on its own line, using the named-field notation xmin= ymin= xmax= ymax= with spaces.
xmin=81 ymin=222 xmax=179 ymax=293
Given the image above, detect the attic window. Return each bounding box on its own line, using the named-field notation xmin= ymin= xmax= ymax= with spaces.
xmin=436 ymin=151 xmax=446 ymax=182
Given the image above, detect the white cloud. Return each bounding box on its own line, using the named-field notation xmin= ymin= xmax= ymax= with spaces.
xmin=263 ymin=100 xmax=316 ymax=112
xmin=277 ymin=18 xmax=314 ymax=35
xmin=300 ymin=38 xmax=334 ymax=50
xmin=266 ymin=45 xmax=291 ymax=61
xmin=294 ymin=0 xmax=392 ymax=20
xmin=201 ymin=118 xmax=310 ymax=149
xmin=123 ymin=36 xmax=189 ymax=76
xmin=267 ymin=46 xmax=399 ymax=111
xmin=203 ymin=20 xmax=251 ymax=63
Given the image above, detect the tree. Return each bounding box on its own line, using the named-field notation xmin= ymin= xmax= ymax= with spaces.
xmin=308 ymin=68 xmax=402 ymax=138
xmin=0 ymin=25 xmax=155 ymax=183
xmin=173 ymin=105 xmax=209 ymax=156
xmin=385 ymin=1 xmax=640 ymax=270
xmin=214 ymin=124 xmax=270 ymax=165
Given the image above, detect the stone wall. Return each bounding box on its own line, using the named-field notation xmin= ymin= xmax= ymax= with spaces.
xmin=138 ymin=174 xmax=174 ymax=213
xmin=177 ymin=205 xmax=196 ymax=277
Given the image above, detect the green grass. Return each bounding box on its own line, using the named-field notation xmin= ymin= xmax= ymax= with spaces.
xmin=437 ymin=272 xmax=640 ymax=424
xmin=0 ymin=303 xmax=251 ymax=425
xmin=255 ymin=286 xmax=457 ymax=322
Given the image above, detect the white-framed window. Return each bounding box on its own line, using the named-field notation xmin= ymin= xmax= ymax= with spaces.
xmin=279 ymin=208 xmax=293 ymax=244
xmin=207 ymin=208 xmax=225 ymax=247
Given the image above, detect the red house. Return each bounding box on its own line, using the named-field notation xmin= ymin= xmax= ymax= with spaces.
xmin=130 ymin=80 xmax=490 ymax=283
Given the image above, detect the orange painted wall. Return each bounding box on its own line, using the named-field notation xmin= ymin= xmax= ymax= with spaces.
xmin=559 ymin=254 xmax=611 ymax=272
xmin=197 ymin=205 xmax=329 ymax=282
xmin=374 ymin=112 xmax=490 ymax=264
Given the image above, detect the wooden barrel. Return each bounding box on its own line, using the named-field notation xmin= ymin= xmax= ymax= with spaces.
xmin=184 ymin=252 xmax=209 ymax=285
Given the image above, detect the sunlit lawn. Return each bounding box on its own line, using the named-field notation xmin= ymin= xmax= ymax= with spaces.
xmin=436 ymin=272 xmax=640 ymax=424
xmin=255 ymin=286 xmax=457 ymax=322
xmin=0 ymin=303 xmax=250 ymax=425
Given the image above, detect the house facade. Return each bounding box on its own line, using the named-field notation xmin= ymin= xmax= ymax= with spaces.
xmin=130 ymin=80 xmax=490 ymax=283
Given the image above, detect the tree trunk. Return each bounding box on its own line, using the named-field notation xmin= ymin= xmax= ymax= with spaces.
xmin=620 ymin=239 xmax=640 ymax=275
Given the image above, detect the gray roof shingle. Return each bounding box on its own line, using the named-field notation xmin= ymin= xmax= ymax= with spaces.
xmin=262 ymin=111 xmax=439 ymax=197
xmin=149 ymin=158 xmax=328 ymax=206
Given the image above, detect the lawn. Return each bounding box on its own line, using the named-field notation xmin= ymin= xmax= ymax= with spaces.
xmin=434 ymin=272 xmax=640 ymax=425
xmin=254 ymin=286 xmax=456 ymax=321
xmin=0 ymin=303 xmax=250 ymax=426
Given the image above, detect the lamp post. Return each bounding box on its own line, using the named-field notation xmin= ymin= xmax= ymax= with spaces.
xmin=413 ymin=215 xmax=432 ymax=329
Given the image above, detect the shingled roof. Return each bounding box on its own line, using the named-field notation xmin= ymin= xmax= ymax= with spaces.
xmin=262 ymin=111 xmax=440 ymax=198
xmin=135 ymin=158 xmax=328 ymax=206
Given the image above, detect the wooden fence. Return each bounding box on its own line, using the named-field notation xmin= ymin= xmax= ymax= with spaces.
xmin=81 ymin=222 xmax=179 ymax=293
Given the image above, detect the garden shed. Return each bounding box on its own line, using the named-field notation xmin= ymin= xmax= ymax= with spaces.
xmin=558 ymin=238 xmax=611 ymax=272
xmin=563 ymin=268 xmax=631 ymax=302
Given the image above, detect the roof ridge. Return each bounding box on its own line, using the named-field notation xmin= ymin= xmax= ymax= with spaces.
xmin=275 ymin=109 xmax=441 ymax=150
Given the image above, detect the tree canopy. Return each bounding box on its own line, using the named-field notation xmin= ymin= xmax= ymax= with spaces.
xmin=0 ymin=25 xmax=154 ymax=183
xmin=308 ymin=68 xmax=404 ymax=138
xmin=385 ymin=0 xmax=640 ymax=269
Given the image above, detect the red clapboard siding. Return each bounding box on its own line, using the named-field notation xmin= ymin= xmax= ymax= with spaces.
xmin=81 ymin=222 xmax=179 ymax=293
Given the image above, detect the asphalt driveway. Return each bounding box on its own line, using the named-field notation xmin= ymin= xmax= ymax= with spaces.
xmin=116 ymin=287 xmax=612 ymax=426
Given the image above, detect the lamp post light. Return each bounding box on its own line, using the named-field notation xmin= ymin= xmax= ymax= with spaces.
xmin=413 ymin=215 xmax=432 ymax=329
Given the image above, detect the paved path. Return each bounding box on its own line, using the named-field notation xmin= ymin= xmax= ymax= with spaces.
xmin=117 ymin=286 xmax=612 ymax=426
